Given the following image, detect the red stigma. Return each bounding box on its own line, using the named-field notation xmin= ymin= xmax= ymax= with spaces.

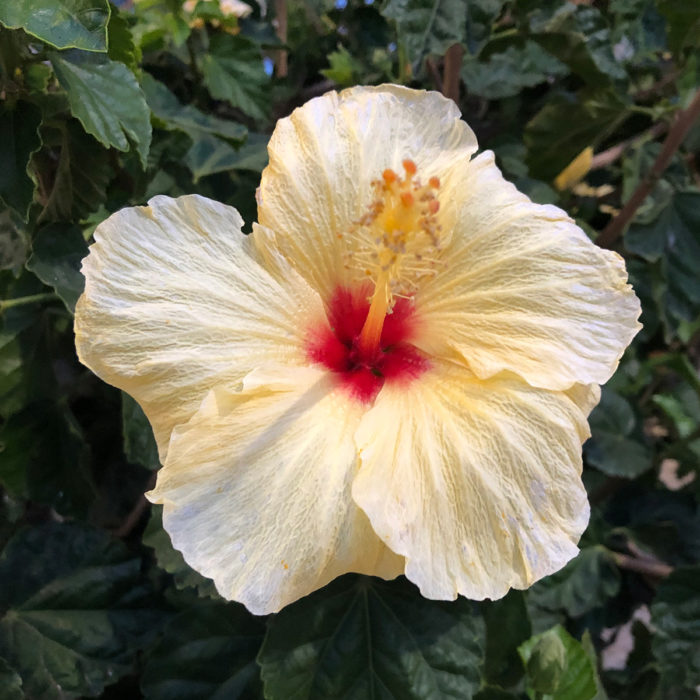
xmin=306 ymin=286 xmax=429 ymax=403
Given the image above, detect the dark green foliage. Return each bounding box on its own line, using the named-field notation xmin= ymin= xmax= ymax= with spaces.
xmin=143 ymin=505 xmax=219 ymax=598
xmin=651 ymin=565 xmax=700 ymax=690
xmin=122 ymin=393 xmax=161 ymax=472
xmin=0 ymin=0 xmax=111 ymax=52
xmin=0 ymin=522 xmax=164 ymax=699
xmin=0 ymin=100 xmax=42 ymax=219
xmin=49 ymin=50 xmax=152 ymax=167
xmin=258 ymin=575 xmax=485 ymax=699
xmin=528 ymin=546 xmax=621 ymax=618
xmin=26 ymin=223 xmax=88 ymax=311
xmin=142 ymin=601 xmax=265 ymax=699
xmin=0 ymin=0 xmax=699 ymax=698
xmin=381 ymin=0 xmax=468 ymax=68
xmin=482 ymin=591 xmax=531 ymax=688
xmin=525 ymin=88 xmax=629 ymax=182
xmin=626 ymin=191 xmax=700 ymax=333
xmin=200 ymin=34 xmax=271 ymax=122
xmin=0 ymin=401 xmax=95 ymax=517
xmin=585 ymin=389 xmax=653 ymax=478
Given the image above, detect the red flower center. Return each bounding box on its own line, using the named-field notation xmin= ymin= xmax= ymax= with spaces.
xmin=306 ymin=285 xmax=430 ymax=404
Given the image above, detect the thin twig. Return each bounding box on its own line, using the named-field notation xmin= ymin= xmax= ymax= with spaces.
xmin=425 ymin=57 xmax=443 ymax=93
xmin=590 ymin=122 xmax=668 ymax=171
xmin=0 ymin=293 xmax=58 ymax=311
xmin=613 ymin=552 xmax=673 ymax=579
xmin=112 ymin=473 xmax=157 ymax=539
xmin=274 ymin=0 xmax=288 ymax=78
xmin=597 ymin=90 xmax=700 ymax=249
xmin=442 ymin=44 xmax=464 ymax=105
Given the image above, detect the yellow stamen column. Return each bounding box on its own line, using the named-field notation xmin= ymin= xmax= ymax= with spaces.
xmin=358 ymin=273 xmax=390 ymax=355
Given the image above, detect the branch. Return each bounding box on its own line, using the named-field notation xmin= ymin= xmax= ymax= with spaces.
xmin=274 ymin=0 xmax=288 ymax=78
xmin=590 ymin=121 xmax=668 ymax=171
xmin=0 ymin=293 xmax=58 ymax=311
xmin=425 ymin=57 xmax=443 ymax=93
xmin=442 ymin=44 xmax=464 ymax=104
xmin=597 ymin=90 xmax=700 ymax=249
xmin=613 ymin=552 xmax=673 ymax=579
xmin=112 ymin=473 xmax=157 ymax=539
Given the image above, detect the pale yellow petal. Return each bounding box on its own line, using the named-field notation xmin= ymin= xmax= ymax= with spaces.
xmin=148 ymin=366 xmax=403 ymax=615
xmin=75 ymin=194 xmax=323 ymax=460
xmin=353 ymin=362 xmax=591 ymax=602
xmin=566 ymin=382 xmax=601 ymax=417
xmin=415 ymin=151 xmax=641 ymax=391
xmin=255 ymin=84 xmax=477 ymax=298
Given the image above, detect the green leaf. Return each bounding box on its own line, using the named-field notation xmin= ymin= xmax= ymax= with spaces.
xmin=35 ymin=121 xmax=113 ymax=224
xmin=525 ymin=628 xmax=567 ymax=694
xmin=584 ymin=388 xmax=653 ymax=478
xmin=0 ymin=401 xmax=95 ymax=517
xmin=142 ymin=73 xmax=247 ymax=143
xmin=581 ymin=631 xmax=608 ymax=700
xmin=107 ymin=8 xmax=141 ymax=71
xmin=26 ymin=223 xmax=87 ymax=313
xmin=651 ymin=565 xmax=700 ymax=690
xmin=519 ymin=625 xmax=598 ymax=700
xmin=528 ymin=4 xmax=627 ymax=84
xmin=122 ymin=393 xmax=160 ymax=472
xmin=184 ymin=132 xmax=269 ymax=180
xmin=0 ymin=0 xmax=110 ymax=52
xmin=0 ymin=657 xmax=23 ymax=700
xmin=525 ymin=89 xmax=628 ymax=181
xmin=0 ymin=100 xmax=42 ymax=220
xmin=0 ymin=207 xmax=30 ymax=273
xmin=24 ymin=62 xmax=53 ymax=92
xmin=0 ymin=271 xmax=58 ymax=417
xmin=0 ymin=522 xmax=164 ymax=700
xmin=528 ymin=547 xmax=621 ymax=618
xmin=464 ymin=0 xmax=508 ymax=56
xmin=49 ymin=50 xmax=152 ymax=168
xmin=626 ymin=191 xmax=700 ymax=331
xmin=609 ymin=0 xmax=667 ymax=62
xmin=321 ymin=45 xmax=362 ymax=86
xmin=200 ymin=34 xmax=270 ymax=122
xmin=653 ymin=387 xmax=700 ymax=441
xmin=141 ymin=601 xmax=265 ymax=699
xmin=657 ymin=0 xmax=700 ymax=57
xmin=474 ymin=688 xmax=522 ymax=700
xmin=382 ymin=0 xmax=467 ymax=68
xmin=482 ymin=591 xmax=531 ymax=687
xmin=142 ymin=505 xmax=219 ymax=598
xmin=461 ymin=40 xmax=568 ymax=99
xmin=258 ymin=575 xmax=485 ymax=699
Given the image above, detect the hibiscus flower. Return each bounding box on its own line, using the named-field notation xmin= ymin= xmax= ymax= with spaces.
xmin=74 ymin=85 xmax=641 ymax=615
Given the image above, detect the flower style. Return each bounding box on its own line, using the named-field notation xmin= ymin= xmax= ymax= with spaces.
xmin=74 ymin=85 xmax=641 ymax=615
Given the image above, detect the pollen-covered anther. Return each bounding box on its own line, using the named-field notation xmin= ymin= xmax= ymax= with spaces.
xmin=342 ymin=159 xmax=444 ymax=357
xmin=345 ymin=158 xmax=443 ymax=307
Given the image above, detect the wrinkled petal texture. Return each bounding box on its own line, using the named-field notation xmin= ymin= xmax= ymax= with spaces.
xmin=75 ymin=194 xmax=323 ymax=458
xmin=416 ymin=152 xmax=641 ymax=391
xmin=353 ymin=361 xmax=593 ymax=601
xmin=74 ymin=84 xmax=643 ymax=615
xmin=148 ymin=367 xmax=403 ymax=615
xmin=255 ymin=84 xmax=478 ymax=299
